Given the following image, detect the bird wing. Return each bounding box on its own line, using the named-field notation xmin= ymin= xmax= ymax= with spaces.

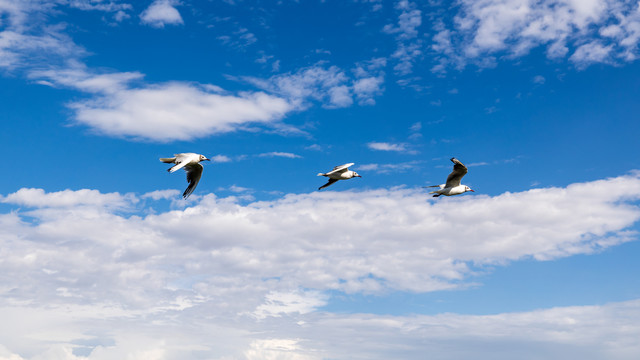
xmin=183 ymin=163 xmax=204 ymax=199
xmin=159 ymin=156 xmax=176 ymax=164
xmin=444 ymin=157 xmax=468 ymax=188
xmin=325 ymin=163 xmax=354 ymax=176
xmin=168 ymin=159 xmax=189 ymax=173
xmin=318 ymin=178 xmax=339 ymax=190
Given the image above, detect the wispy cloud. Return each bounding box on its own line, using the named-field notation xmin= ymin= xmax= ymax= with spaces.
xmin=367 ymin=141 xmax=417 ymax=154
xmin=358 ymin=161 xmax=421 ymax=174
xmin=257 ymin=152 xmax=302 ymax=159
xmin=383 ymin=0 xmax=423 ymax=76
xmin=432 ymin=0 xmax=640 ymax=70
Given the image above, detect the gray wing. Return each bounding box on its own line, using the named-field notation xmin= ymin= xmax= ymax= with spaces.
xmin=183 ymin=163 xmax=204 ymax=199
xmin=444 ymin=157 xmax=468 ymax=188
xmin=318 ymin=178 xmax=339 ymax=190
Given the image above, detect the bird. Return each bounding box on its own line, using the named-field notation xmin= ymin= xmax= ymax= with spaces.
xmin=424 ymin=157 xmax=474 ymax=197
xmin=317 ymin=163 xmax=361 ymax=190
xmin=159 ymin=153 xmax=210 ymax=199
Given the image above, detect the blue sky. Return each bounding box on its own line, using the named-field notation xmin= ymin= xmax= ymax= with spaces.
xmin=2 ymin=0 xmax=640 ymax=359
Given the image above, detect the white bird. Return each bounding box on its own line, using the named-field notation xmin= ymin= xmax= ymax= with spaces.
xmin=317 ymin=163 xmax=362 ymax=190
xmin=159 ymin=153 xmax=210 ymax=199
xmin=425 ymin=157 xmax=474 ymax=197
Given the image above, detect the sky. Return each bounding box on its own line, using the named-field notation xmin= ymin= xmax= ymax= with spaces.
xmin=2 ymin=0 xmax=640 ymax=359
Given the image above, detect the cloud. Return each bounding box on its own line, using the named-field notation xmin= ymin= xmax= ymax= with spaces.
xmin=2 ymin=174 xmax=640 ymax=358
xmin=251 ymin=290 xmax=327 ymax=319
xmin=570 ymin=41 xmax=614 ymax=68
xmin=243 ymin=64 xmax=352 ymax=109
xmin=244 ymin=61 xmax=386 ymax=109
xmin=31 ymin=67 xmax=294 ymax=141
xmin=257 ymin=152 xmax=302 ymax=159
xmin=1 ymin=188 xmax=136 ymax=209
xmin=141 ymin=189 xmax=181 ymax=201
xmin=140 ymin=0 xmax=184 ymax=28
xmin=432 ymin=0 xmax=640 ymax=70
xmin=210 ymin=154 xmax=233 ymax=163
xmin=1 ymin=2 xmax=292 ymax=143
xmin=0 ymin=299 xmax=639 ymax=359
xmin=358 ymin=161 xmax=421 ymax=174
xmin=383 ymin=1 xmax=422 ymax=38
xmin=383 ymin=0 xmax=423 ymax=76
xmin=2 ymin=173 xmax=640 ymax=300
xmin=367 ymin=141 xmax=416 ymax=154
xmin=352 ymin=76 xmax=384 ymax=105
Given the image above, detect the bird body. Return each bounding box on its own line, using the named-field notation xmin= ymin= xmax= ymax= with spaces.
xmin=317 ymin=163 xmax=361 ymax=190
xmin=426 ymin=158 xmax=474 ymax=197
xmin=160 ymin=153 xmax=210 ymax=199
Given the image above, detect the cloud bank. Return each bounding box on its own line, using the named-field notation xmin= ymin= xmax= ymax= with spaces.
xmin=1 ymin=173 xmax=640 ymax=358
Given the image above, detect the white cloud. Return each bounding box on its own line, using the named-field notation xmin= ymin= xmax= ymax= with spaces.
xmin=327 ymin=85 xmax=353 ymax=107
xmin=382 ymin=0 xmax=422 ymax=40
xmin=257 ymin=152 xmax=302 ymax=159
xmin=2 ymin=174 xmax=639 ymax=300
xmin=367 ymin=141 xmax=416 ymax=154
xmin=244 ymin=65 xmax=352 ymax=109
xmin=140 ymin=0 xmax=184 ymax=28
xmin=2 ymin=174 xmax=640 ymax=358
xmin=27 ymin=63 xmax=295 ymax=142
xmin=570 ymin=41 xmax=614 ymax=68
xmin=433 ymin=0 xmax=640 ymax=69
xmin=252 ymin=290 xmax=327 ymax=319
xmin=65 ymin=79 xmax=293 ymax=142
xmin=244 ymin=62 xmax=386 ymax=109
xmin=1 ymin=2 xmax=293 ymax=143
xmin=210 ymin=154 xmax=233 ymax=163
xmin=353 ymin=76 xmax=384 ymax=105
xmin=383 ymin=1 xmax=423 ymax=76
xmin=1 ymin=188 xmax=136 ymax=209
xmin=141 ymin=189 xmax=181 ymax=201
xmin=358 ymin=161 xmax=420 ymax=174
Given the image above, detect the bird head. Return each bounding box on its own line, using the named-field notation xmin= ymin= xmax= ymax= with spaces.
xmin=353 ymin=172 xmax=362 ymax=178
xmin=200 ymin=155 xmax=210 ymax=162
xmin=465 ymin=186 xmax=474 ymax=192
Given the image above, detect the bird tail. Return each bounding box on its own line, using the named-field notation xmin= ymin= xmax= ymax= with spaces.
xmin=159 ymin=157 xmax=175 ymax=163
xmin=317 ymin=173 xmax=326 ymax=177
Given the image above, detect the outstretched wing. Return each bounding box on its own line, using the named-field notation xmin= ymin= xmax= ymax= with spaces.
xmin=183 ymin=163 xmax=204 ymax=199
xmin=325 ymin=163 xmax=354 ymax=176
xmin=318 ymin=178 xmax=339 ymax=190
xmin=444 ymin=157 xmax=468 ymax=188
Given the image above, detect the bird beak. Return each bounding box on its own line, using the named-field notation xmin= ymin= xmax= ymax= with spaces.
xmin=469 ymin=189 xmax=475 ymax=192
xmin=204 ymin=158 xmax=210 ymax=161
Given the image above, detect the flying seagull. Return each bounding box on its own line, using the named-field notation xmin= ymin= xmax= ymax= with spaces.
xmin=317 ymin=163 xmax=361 ymax=190
xmin=424 ymin=157 xmax=474 ymax=197
xmin=160 ymin=153 xmax=210 ymax=199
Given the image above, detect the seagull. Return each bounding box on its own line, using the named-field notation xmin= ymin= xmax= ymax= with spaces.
xmin=424 ymin=157 xmax=474 ymax=197
xmin=317 ymin=163 xmax=361 ymax=190
xmin=159 ymin=153 xmax=210 ymax=199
